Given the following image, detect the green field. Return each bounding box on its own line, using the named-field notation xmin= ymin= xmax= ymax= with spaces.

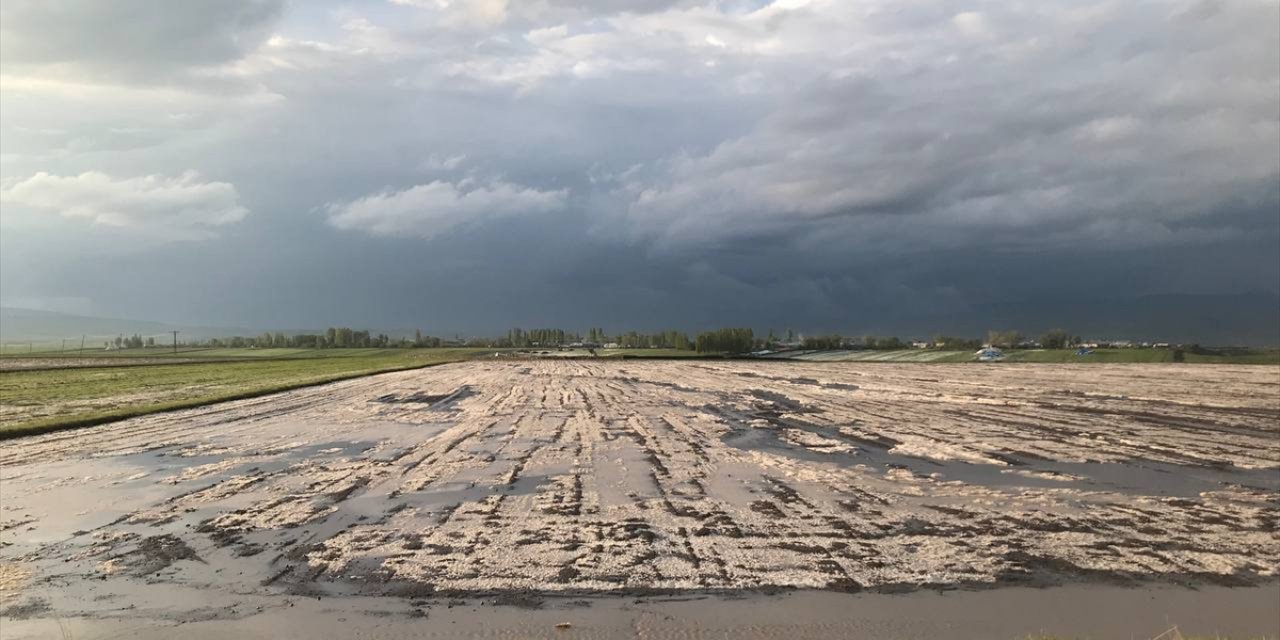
xmin=0 ymin=348 xmax=495 ymax=439
xmin=0 ymin=345 xmax=410 ymax=359
xmin=594 ymin=348 xmax=707 ymax=358
xmin=1003 ymin=348 xmax=1280 ymax=364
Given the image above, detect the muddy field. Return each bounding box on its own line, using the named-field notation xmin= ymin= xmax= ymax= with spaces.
xmin=1 ymin=360 xmax=1278 ymax=637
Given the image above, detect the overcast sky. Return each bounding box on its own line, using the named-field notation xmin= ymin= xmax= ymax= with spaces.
xmin=1 ymin=0 xmax=1277 ymax=335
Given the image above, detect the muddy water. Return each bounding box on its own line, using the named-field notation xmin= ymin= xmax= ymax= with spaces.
xmin=2 ymin=584 xmax=1277 ymax=639
xmin=720 ymin=414 xmax=1279 ymax=497
xmin=2 ymin=361 xmax=1278 ymax=637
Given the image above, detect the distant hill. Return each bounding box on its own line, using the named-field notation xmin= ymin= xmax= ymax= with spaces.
xmin=882 ymin=292 xmax=1280 ymax=347
xmin=5 ymin=290 xmax=1277 ymax=348
xmin=0 ymin=308 xmax=439 ymax=346
xmin=0 ymin=307 xmax=253 ymax=343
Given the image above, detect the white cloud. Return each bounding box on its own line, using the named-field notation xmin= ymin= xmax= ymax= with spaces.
xmin=1075 ymin=116 xmax=1141 ymax=143
xmin=419 ymin=154 xmax=468 ymax=171
xmin=324 ymin=179 xmax=566 ymax=239
xmin=391 ymin=0 xmax=509 ymax=27
xmin=0 ymin=171 xmax=248 ymax=238
xmin=951 ymin=11 xmax=987 ymax=37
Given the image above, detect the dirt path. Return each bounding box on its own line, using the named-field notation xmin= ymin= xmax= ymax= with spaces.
xmin=1 ymin=361 xmax=1277 ymax=635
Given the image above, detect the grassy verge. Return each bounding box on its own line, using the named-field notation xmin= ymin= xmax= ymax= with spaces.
xmin=595 ymin=348 xmax=711 ymax=358
xmin=1004 ymin=348 xmax=1280 ymax=364
xmin=0 ymin=346 xmax=422 ymax=362
xmin=1003 ymin=349 xmax=1176 ymax=363
xmin=0 ymin=348 xmax=493 ymax=439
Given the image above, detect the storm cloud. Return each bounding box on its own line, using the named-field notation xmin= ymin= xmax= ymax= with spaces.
xmin=1 ymin=0 xmax=1277 ymax=341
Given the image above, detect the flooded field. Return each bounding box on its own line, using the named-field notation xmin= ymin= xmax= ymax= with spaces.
xmin=1 ymin=360 xmax=1277 ymax=638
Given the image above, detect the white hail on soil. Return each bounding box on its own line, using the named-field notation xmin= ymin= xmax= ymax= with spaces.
xmin=0 ymin=360 xmax=1276 ymax=600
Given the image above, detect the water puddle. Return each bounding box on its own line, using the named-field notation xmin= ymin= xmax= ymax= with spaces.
xmin=371 ymin=385 xmax=475 ymax=410
xmin=718 ymin=416 xmax=1278 ymax=498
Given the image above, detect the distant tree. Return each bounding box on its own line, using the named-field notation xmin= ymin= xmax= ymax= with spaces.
xmin=855 ymin=335 xmax=903 ymax=350
xmin=931 ymin=335 xmax=981 ymax=350
xmin=1040 ymin=328 xmax=1070 ymax=350
xmin=986 ymin=330 xmax=1024 ymax=349
xmin=695 ymin=327 xmax=754 ymax=354
xmin=336 ymin=327 xmax=353 ymax=347
xmin=802 ymin=334 xmax=843 ymax=350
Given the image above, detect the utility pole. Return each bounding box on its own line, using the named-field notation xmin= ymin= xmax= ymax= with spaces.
xmin=79 ymin=335 xmax=85 ymax=357
xmin=61 ymin=339 xmax=66 ymax=354
xmin=171 ymin=331 xmax=179 ymax=354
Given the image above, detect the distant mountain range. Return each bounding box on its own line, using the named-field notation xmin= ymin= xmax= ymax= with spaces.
xmin=3 ymin=291 xmax=1277 ymax=347
xmin=878 ymin=292 xmax=1280 ymax=347
xmin=0 ymin=307 xmax=253 ymax=343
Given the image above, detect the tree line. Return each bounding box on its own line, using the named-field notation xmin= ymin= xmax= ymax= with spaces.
xmin=204 ymin=327 xmax=445 ymax=349
xmin=107 ymin=334 xmax=156 ymax=349
xmin=982 ymin=329 xmax=1081 ymax=349
xmin=800 ymin=335 xmax=907 ymax=350
xmin=695 ymin=327 xmax=754 ymax=354
xmin=615 ymin=330 xmax=692 ymax=349
xmin=183 ymin=325 xmax=1090 ymax=353
xmin=504 ymin=328 xmax=694 ymax=349
xmin=779 ymin=329 xmax=1084 ymax=351
xmin=199 ymin=327 xmax=699 ymax=350
xmin=507 ymin=328 xmax=570 ymax=347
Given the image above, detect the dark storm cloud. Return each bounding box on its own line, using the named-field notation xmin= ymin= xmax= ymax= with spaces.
xmin=615 ymin=2 xmax=1279 ymax=251
xmin=0 ymin=0 xmax=1276 ymax=341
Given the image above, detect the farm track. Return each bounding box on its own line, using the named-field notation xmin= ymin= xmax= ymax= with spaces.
xmin=1 ymin=360 xmax=1277 ymax=624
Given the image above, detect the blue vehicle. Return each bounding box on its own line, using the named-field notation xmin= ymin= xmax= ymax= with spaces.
xmin=975 ymin=348 xmax=1005 ymax=362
